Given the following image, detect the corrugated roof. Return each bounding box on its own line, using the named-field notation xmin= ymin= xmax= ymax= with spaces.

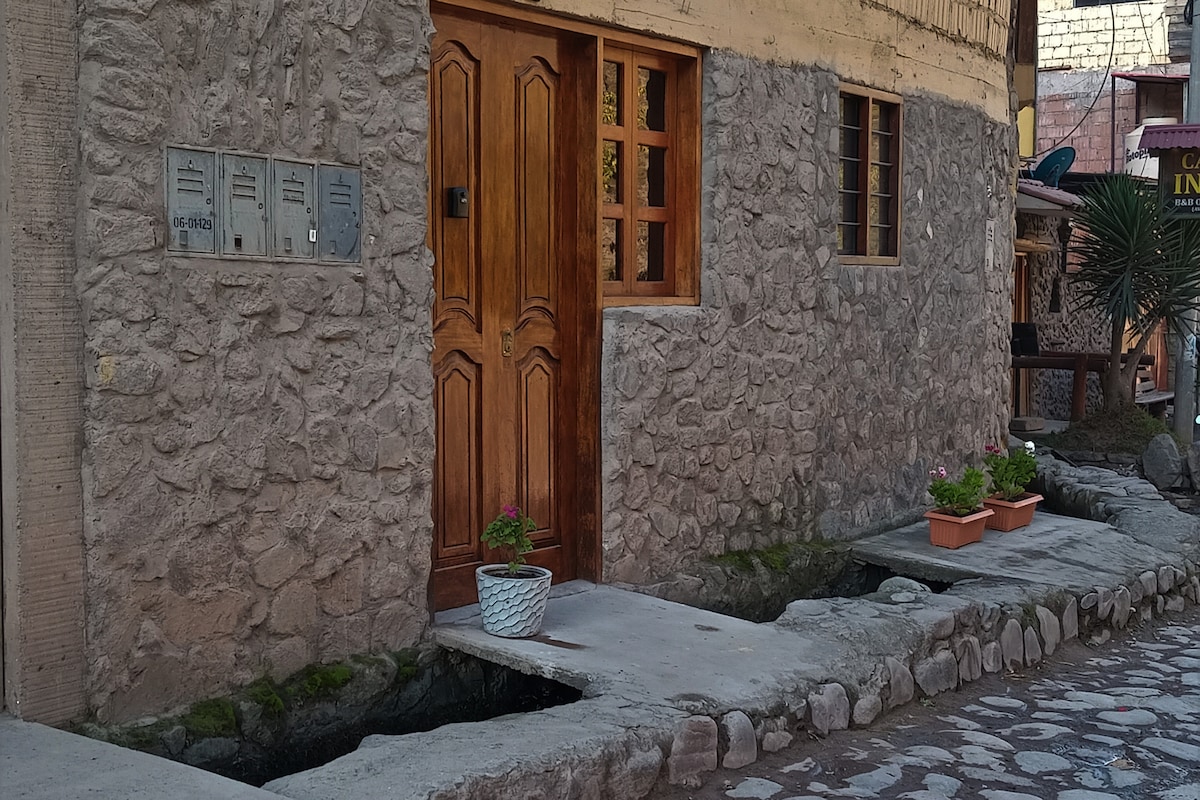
xmin=1017 ymin=178 xmax=1081 ymax=208
xmin=1140 ymin=123 xmax=1200 ymax=150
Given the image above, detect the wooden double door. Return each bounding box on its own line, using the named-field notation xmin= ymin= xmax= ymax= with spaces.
xmin=429 ymin=8 xmax=598 ymax=610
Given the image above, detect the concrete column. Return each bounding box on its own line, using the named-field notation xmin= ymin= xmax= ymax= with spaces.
xmin=0 ymin=0 xmax=86 ymax=723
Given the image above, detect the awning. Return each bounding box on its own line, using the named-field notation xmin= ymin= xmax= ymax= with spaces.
xmin=1016 ymin=178 xmax=1081 ymax=218
xmin=1112 ymin=71 xmax=1189 ymax=85
xmin=1139 ymin=123 xmax=1200 ymax=151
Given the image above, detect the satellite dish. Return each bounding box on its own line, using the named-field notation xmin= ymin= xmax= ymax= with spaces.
xmin=1031 ymin=147 xmax=1076 ymax=188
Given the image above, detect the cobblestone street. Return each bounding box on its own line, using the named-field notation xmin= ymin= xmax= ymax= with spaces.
xmin=668 ymin=609 xmax=1200 ymax=800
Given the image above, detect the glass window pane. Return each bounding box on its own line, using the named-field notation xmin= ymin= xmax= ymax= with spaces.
xmin=869 ymin=195 xmax=894 ymax=227
xmin=602 ymin=141 xmax=622 ymax=204
xmin=602 ymin=219 xmax=622 ymax=281
xmin=838 ymin=223 xmax=859 ymax=255
xmin=871 ymin=131 xmax=892 ymax=164
xmin=841 ymin=190 xmax=860 ymax=224
xmin=869 ymin=164 xmax=892 ymax=196
xmin=868 ymin=225 xmax=881 ymax=257
xmin=840 ymin=94 xmax=861 ymax=128
xmin=636 ymin=221 xmax=666 ymax=282
xmin=637 ymin=145 xmax=667 ymax=207
xmin=872 ymin=100 xmax=896 ymax=134
xmin=603 ymin=61 xmax=622 ymax=126
xmin=839 ymin=158 xmax=859 ymax=194
xmin=638 ymin=67 xmax=667 ymax=132
xmin=840 ymin=127 xmax=861 ymax=160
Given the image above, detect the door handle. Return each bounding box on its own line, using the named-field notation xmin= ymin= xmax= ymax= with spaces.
xmin=501 ymin=328 xmax=513 ymax=358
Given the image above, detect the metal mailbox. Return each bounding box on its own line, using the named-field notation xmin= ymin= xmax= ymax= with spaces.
xmin=165 ymin=147 xmax=216 ymax=254
xmin=271 ymin=160 xmax=316 ymax=259
xmin=221 ymin=154 xmax=268 ymax=257
xmin=318 ymin=164 xmax=362 ymax=262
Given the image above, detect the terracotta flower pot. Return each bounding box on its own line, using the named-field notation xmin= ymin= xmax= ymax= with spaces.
xmin=924 ymin=508 xmax=993 ymax=549
xmin=981 ymin=492 xmax=1044 ymax=531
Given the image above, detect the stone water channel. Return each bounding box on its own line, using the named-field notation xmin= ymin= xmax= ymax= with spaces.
xmin=79 ymin=452 xmax=1200 ymax=797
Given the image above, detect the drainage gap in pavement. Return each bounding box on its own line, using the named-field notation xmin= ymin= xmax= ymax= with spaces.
xmin=666 ymin=542 xmax=955 ymax=623
xmin=75 ymin=648 xmax=582 ymax=787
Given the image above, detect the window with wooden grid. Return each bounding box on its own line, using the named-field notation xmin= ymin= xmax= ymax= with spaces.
xmin=600 ymin=44 xmax=700 ymax=304
xmin=838 ymin=87 xmax=901 ymax=263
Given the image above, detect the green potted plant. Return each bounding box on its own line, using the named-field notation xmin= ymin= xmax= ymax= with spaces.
xmin=475 ymin=504 xmax=552 ymax=638
xmin=981 ymin=442 xmax=1042 ymax=531
xmin=924 ymin=465 xmax=993 ymax=549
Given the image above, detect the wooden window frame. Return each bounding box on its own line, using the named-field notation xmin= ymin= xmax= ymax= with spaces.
xmin=838 ymin=84 xmax=902 ymax=266
xmin=599 ymin=39 xmax=701 ymax=306
xmin=434 ymin=0 xmax=701 ymax=306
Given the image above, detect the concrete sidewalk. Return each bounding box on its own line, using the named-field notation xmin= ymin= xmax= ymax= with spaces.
xmin=6 ymin=455 xmax=1200 ymax=800
xmin=0 ymin=714 xmax=286 ymax=799
xmin=267 ymin=509 xmax=1200 ymax=800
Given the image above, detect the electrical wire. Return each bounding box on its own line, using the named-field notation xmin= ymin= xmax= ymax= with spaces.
xmin=1034 ymin=2 xmax=1118 ymax=159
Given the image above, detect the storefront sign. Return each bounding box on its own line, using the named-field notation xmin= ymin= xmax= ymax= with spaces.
xmin=1159 ymin=149 xmax=1200 ymax=216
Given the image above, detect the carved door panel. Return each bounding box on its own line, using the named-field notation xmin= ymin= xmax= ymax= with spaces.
xmin=430 ymin=12 xmax=580 ymax=610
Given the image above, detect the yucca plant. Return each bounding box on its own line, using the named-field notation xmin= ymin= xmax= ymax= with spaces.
xmin=1071 ymin=174 xmax=1200 ymax=409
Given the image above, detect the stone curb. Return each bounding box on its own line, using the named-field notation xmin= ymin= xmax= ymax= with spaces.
xmin=654 ymin=453 xmax=1200 ymax=792
xmin=270 ymin=454 xmax=1200 ymax=798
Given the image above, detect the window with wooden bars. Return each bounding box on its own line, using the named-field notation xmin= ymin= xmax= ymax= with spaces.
xmin=600 ymin=44 xmax=700 ymax=304
xmin=838 ymin=86 xmax=902 ymax=263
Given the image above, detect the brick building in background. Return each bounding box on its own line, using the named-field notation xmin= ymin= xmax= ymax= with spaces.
xmin=1036 ymin=0 xmax=1189 ymax=173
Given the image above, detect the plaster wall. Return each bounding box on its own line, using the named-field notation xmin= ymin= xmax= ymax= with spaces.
xmin=76 ymin=0 xmax=435 ymax=722
xmin=1038 ymin=0 xmax=1169 ymax=70
xmin=0 ymin=0 xmax=87 ymax=724
xmin=527 ymin=0 xmax=1013 ymax=122
xmin=601 ymin=52 xmax=1015 ymax=589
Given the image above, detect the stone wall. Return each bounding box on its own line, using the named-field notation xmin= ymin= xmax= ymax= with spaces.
xmin=1021 ymin=215 xmax=1111 ymax=421
xmin=601 ymin=52 xmax=1015 ymax=587
xmin=76 ymin=0 xmax=436 ymax=723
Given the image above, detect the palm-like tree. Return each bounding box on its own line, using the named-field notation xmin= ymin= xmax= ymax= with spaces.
xmin=1071 ymin=174 xmax=1200 ymax=409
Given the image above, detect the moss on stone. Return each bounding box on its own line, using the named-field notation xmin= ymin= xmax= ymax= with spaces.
xmin=284 ymin=662 xmax=354 ymax=701
xmin=181 ymin=698 xmax=238 ymax=739
xmin=244 ymin=678 xmax=285 ymax=716
xmin=710 ymin=540 xmax=849 ymax=574
xmin=391 ymin=647 xmax=422 ymax=685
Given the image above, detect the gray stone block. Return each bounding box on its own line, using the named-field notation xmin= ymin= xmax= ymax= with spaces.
xmin=884 ymin=656 xmax=914 ymax=709
xmin=852 ymin=694 xmax=883 ymax=727
xmin=914 ymin=651 xmax=958 ymax=696
xmin=1023 ymin=626 xmax=1043 ymax=666
xmin=1112 ymin=586 xmax=1132 ymax=630
xmin=956 ymin=635 xmax=982 ymax=683
xmin=1000 ymin=618 xmax=1024 ymax=671
xmin=1096 ymin=587 xmax=1115 ymax=620
xmin=1159 ymin=566 xmax=1174 ymax=594
xmin=668 ymin=715 xmax=718 ymax=787
xmin=1061 ymin=596 xmax=1079 ymax=641
xmin=761 ymin=731 xmax=793 ymax=753
xmin=1140 ymin=570 xmax=1159 ymax=597
xmin=1035 ymin=606 xmax=1060 ymax=656
xmin=981 ymin=641 xmax=1002 ymax=673
xmin=721 ymin=710 xmax=757 ymax=769
xmin=1143 ymin=433 xmax=1184 ymax=489
xmin=807 ymin=683 xmax=849 ymax=736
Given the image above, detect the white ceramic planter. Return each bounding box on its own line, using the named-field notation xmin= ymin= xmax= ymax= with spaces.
xmin=475 ymin=565 xmax=553 ymax=638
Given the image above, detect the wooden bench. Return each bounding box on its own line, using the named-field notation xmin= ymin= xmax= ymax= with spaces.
xmin=1134 ymin=364 xmax=1174 ymax=419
